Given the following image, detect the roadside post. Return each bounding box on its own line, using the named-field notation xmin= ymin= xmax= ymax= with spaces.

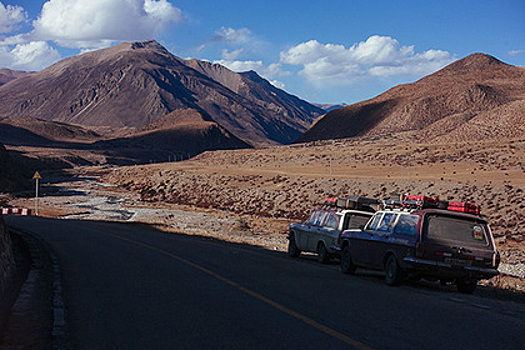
xmin=33 ymin=171 xmax=42 ymax=216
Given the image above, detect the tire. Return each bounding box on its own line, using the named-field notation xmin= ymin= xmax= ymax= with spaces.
xmin=317 ymin=242 xmax=330 ymax=264
xmin=340 ymin=245 xmax=356 ymax=275
xmin=385 ymin=255 xmax=404 ymax=286
xmin=288 ymin=234 xmax=301 ymax=258
xmin=456 ymin=278 xmax=477 ymax=294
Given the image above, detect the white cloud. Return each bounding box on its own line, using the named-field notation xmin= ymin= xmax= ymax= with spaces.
xmin=280 ymin=35 xmax=454 ymax=84
xmin=214 ymin=56 xmax=289 ymax=89
xmin=32 ymin=0 xmax=182 ymax=48
xmin=221 ymin=48 xmax=244 ymax=61
xmin=0 ymin=41 xmax=60 ymax=70
xmin=508 ymin=49 xmax=524 ymax=57
xmin=0 ymin=2 xmax=28 ymax=33
xmin=212 ymin=27 xmax=253 ymax=44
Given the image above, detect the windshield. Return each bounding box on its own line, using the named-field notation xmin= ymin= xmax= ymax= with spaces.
xmin=424 ymin=214 xmax=489 ymax=246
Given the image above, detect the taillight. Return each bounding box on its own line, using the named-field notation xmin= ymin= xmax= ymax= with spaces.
xmin=434 ymin=251 xmax=452 ymax=257
xmin=465 ymin=255 xmax=484 ymax=261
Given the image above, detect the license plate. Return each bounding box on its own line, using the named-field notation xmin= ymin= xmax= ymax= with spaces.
xmin=445 ymin=258 xmax=472 ymax=267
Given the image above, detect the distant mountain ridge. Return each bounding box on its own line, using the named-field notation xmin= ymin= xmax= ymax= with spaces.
xmin=297 ymin=53 xmax=525 ymax=143
xmin=0 ymin=68 xmax=32 ymax=86
xmin=0 ymin=40 xmax=324 ymax=147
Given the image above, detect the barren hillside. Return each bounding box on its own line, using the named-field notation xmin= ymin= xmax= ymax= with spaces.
xmin=298 ymin=54 xmax=525 ymax=143
xmin=0 ymin=40 xmax=323 ymax=146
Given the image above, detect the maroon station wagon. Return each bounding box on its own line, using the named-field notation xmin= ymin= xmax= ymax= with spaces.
xmin=339 ymin=207 xmax=500 ymax=294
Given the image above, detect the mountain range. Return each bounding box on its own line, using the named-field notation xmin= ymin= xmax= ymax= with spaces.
xmin=0 ymin=40 xmax=324 ymax=148
xmin=0 ymin=41 xmax=523 ymax=185
xmin=297 ymin=53 xmax=525 ymax=143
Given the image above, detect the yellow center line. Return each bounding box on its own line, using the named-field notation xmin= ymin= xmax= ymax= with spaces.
xmin=101 ymin=230 xmax=374 ymax=350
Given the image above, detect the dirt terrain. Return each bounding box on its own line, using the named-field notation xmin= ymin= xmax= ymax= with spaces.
xmin=7 ymin=135 xmax=523 ymax=293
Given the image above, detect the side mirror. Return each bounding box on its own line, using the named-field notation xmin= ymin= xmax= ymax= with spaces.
xmin=359 ymin=225 xmax=365 ymax=230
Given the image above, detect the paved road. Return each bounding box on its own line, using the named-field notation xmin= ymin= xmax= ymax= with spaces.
xmin=6 ymin=216 xmax=525 ymax=350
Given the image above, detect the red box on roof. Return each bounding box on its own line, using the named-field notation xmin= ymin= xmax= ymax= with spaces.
xmin=448 ymin=201 xmax=480 ymax=215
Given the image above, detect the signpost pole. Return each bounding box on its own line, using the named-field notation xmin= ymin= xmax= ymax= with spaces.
xmin=35 ymin=177 xmax=39 ymax=216
xmin=33 ymin=171 xmax=42 ymax=216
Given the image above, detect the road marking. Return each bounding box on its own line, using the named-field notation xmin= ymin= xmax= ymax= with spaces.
xmin=102 ymin=231 xmax=374 ymax=350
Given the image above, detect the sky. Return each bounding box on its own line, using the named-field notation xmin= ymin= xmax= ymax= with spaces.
xmin=0 ymin=1 xmax=524 ymax=104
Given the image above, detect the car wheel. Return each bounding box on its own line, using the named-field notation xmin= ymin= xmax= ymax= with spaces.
xmin=340 ymin=245 xmax=356 ymax=275
xmin=317 ymin=242 xmax=330 ymax=264
xmin=456 ymin=278 xmax=477 ymax=294
xmin=385 ymin=255 xmax=404 ymax=286
xmin=288 ymin=234 xmax=301 ymax=258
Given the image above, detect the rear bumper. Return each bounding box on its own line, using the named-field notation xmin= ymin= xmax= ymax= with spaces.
xmin=402 ymin=257 xmax=499 ymax=280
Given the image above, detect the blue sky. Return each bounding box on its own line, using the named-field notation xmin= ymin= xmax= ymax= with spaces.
xmin=1 ymin=0 xmax=524 ymax=104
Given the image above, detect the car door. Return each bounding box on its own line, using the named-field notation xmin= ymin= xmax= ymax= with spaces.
xmin=307 ymin=210 xmax=328 ymax=251
xmin=350 ymin=212 xmax=383 ymax=266
xmin=295 ymin=210 xmax=319 ymax=250
xmin=321 ymin=212 xmax=341 ymax=252
xmin=390 ymin=214 xmax=420 ymax=260
xmin=367 ymin=213 xmax=397 ymax=269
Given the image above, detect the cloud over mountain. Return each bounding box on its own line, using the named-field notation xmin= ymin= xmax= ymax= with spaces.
xmin=33 ymin=0 xmax=182 ymax=48
xmin=0 ymin=0 xmax=182 ymax=71
xmin=0 ymin=2 xmax=27 ymax=33
xmin=280 ymin=35 xmax=454 ymax=84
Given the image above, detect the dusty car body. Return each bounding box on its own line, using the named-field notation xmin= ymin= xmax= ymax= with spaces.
xmin=339 ymin=199 xmax=499 ymax=294
xmin=288 ymin=197 xmax=376 ymax=263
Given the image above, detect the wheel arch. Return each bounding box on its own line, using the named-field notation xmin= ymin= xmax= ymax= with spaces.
xmin=383 ymin=250 xmax=398 ymax=269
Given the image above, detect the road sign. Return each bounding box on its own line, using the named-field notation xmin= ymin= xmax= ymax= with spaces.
xmin=33 ymin=171 xmax=41 ymax=216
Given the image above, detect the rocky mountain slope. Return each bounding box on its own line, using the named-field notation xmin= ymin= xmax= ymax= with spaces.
xmin=0 ymin=40 xmax=323 ymax=147
xmin=297 ymin=54 xmax=525 ymax=143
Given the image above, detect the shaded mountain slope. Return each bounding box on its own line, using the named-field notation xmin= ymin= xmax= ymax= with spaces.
xmin=94 ymin=109 xmax=251 ymax=164
xmin=297 ymin=53 xmax=525 ymax=143
xmin=0 ymin=143 xmax=30 ymax=192
xmin=0 ymin=117 xmax=100 ymax=144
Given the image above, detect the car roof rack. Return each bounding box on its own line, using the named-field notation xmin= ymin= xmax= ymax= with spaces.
xmin=381 ymin=194 xmax=481 ymax=215
xmin=323 ymin=196 xmax=379 ymax=213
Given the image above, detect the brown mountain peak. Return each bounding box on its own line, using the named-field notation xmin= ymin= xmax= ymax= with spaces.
xmin=437 ymin=53 xmax=509 ymax=76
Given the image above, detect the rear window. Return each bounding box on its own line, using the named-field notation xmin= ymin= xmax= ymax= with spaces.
xmin=424 ymin=215 xmax=489 ymax=246
xmin=343 ymin=214 xmax=371 ymax=230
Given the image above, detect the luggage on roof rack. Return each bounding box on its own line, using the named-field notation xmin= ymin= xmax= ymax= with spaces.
xmin=448 ymin=201 xmax=480 ymax=215
xmin=324 ymin=198 xmax=337 ymax=207
xmin=336 ymin=196 xmax=378 ymax=210
xmin=403 ymin=194 xmax=439 ymax=204
xmin=381 ymin=194 xmax=480 ymax=215
xmin=401 ymin=194 xmax=448 ymax=209
xmin=323 ymin=196 xmax=378 ymax=212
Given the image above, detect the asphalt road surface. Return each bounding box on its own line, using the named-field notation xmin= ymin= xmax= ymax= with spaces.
xmin=6 ymin=216 xmax=525 ymax=350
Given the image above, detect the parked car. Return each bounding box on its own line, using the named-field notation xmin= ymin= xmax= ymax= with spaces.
xmin=288 ymin=197 xmax=376 ymax=263
xmin=339 ymin=197 xmax=500 ymax=294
